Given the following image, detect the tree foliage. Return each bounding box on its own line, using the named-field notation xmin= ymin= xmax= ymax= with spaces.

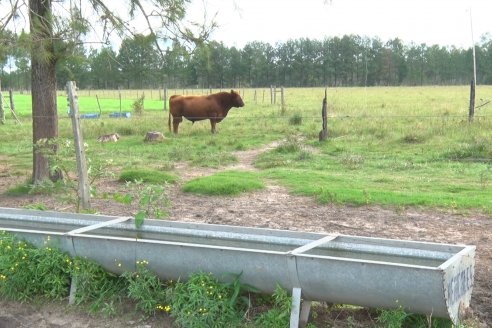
xmin=3 ymin=33 xmax=492 ymax=90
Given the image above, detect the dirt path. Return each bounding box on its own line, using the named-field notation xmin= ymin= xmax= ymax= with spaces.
xmin=0 ymin=141 xmax=491 ymax=327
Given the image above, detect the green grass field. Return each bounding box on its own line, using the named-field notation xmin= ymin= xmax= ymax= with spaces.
xmin=1 ymin=86 xmax=491 ymax=213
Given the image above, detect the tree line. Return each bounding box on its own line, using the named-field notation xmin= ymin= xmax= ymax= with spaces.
xmin=2 ymin=32 xmax=492 ymax=90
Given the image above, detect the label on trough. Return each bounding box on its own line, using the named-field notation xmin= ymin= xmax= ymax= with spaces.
xmin=446 ymin=265 xmax=473 ymax=305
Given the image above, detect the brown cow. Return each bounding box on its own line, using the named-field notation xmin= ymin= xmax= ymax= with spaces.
xmin=168 ymin=90 xmax=244 ymax=134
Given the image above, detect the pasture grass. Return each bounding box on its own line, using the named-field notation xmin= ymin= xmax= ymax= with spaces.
xmin=1 ymin=86 xmax=492 ymax=213
xmin=182 ymin=170 xmax=265 ymax=196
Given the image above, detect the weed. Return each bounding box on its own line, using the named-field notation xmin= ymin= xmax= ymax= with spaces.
xmin=339 ymin=153 xmax=365 ymax=170
xmin=377 ymin=306 xmax=456 ymax=328
xmin=113 ymin=180 xmax=170 ymax=228
xmin=297 ymin=150 xmax=313 ymax=161
xmin=315 ymin=187 xmax=339 ymax=204
xmin=122 ymin=260 xmax=169 ymax=316
xmin=377 ymin=306 xmax=409 ymax=328
xmin=0 ymin=232 xmax=72 ymax=301
xmin=132 ymin=94 xmax=145 ymax=116
xmin=170 ymin=272 xmax=242 ymax=328
xmin=254 ymin=285 xmax=291 ymax=328
xmin=70 ymin=256 xmax=125 ymax=313
xmin=289 ymin=113 xmax=303 ymax=125
xmin=5 ymin=182 xmax=31 ymax=196
xmin=479 ymin=166 xmax=491 ymax=189
xmin=34 ymin=138 xmax=114 ymax=212
xmin=443 ymin=138 xmax=490 ymax=161
xmin=223 ymin=272 xmax=259 ymax=313
xmin=401 ymin=133 xmax=426 ymax=144
xmin=275 ymin=136 xmax=302 ymax=154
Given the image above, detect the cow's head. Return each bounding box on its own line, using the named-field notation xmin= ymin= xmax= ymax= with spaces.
xmin=230 ymin=90 xmax=245 ymax=108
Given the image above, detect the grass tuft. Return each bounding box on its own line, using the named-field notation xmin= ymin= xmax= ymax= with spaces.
xmin=182 ymin=170 xmax=264 ymax=196
xmin=5 ymin=183 xmax=32 ymax=196
xmin=119 ymin=169 xmax=177 ymax=184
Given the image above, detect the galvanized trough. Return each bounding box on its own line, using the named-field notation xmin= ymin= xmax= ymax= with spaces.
xmin=0 ymin=207 xmax=475 ymax=326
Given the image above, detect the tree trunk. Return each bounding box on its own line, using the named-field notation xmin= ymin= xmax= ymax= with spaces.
xmin=29 ymin=0 xmax=60 ymax=183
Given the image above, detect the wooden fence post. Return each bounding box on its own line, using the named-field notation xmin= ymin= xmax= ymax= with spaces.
xmin=163 ymin=88 xmax=168 ymax=112
xmin=0 ymin=85 xmax=4 ymax=124
xmin=119 ymin=89 xmax=122 ymax=114
xmin=280 ymin=86 xmax=285 ymax=114
xmin=8 ymin=89 xmax=21 ymax=124
xmin=469 ymin=78 xmax=475 ymax=122
xmin=96 ymin=95 xmax=102 ymax=116
xmin=67 ymin=81 xmax=91 ymax=211
xmin=319 ymin=88 xmax=328 ymax=141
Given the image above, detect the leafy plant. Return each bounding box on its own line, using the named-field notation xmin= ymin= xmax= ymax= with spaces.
xmin=113 ymin=180 xmax=170 ymax=228
xmin=170 ymin=272 xmax=242 ymax=328
xmin=34 ymin=138 xmax=114 ymax=212
xmin=223 ymin=271 xmax=259 ymax=312
xmin=122 ymin=260 xmax=170 ymax=316
xmin=70 ymin=256 xmax=125 ymax=314
xmin=0 ymin=232 xmax=72 ymax=301
xmin=254 ymin=284 xmax=291 ymax=328
xmin=132 ymin=94 xmax=145 ymax=116
xmin=377 ymin=305 xmax=409 ymax=328
xmin=376 ymin=305 xmax=456 ymax=328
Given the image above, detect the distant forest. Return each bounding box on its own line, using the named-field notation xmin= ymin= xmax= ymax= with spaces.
xmin=1 ymin=33 xmax=492 ymax=90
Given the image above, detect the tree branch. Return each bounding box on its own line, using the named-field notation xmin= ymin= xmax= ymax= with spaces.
xmin=0 ymin=0 xmax=21 ymax=32
xmin=132 ymin=0 xmax=166 ymax=59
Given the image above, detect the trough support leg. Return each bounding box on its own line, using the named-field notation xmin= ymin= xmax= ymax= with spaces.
xmin=300 ymin=300 xmax=312 ymax=327
xmin=290 ymin=287 xmax=311 ymax=328
xmin=69 ymin=276 xmax=77 ymax=305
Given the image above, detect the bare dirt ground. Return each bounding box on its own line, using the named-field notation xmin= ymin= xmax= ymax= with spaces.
xmin=0 ymin=142 xmax=490 ymax=327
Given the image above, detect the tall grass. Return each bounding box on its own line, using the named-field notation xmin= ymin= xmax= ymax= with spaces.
xmin=2 ymin=86 xmax=491 ymax=212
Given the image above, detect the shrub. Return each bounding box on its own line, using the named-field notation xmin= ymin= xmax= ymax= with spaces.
xmin=132 ymin=94 xmax=145 ymax=116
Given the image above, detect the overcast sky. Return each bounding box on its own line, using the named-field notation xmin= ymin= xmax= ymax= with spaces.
xmin=185 ymin=0 xmax=491 ymax=48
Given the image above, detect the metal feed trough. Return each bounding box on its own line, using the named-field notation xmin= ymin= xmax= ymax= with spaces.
xmin=0 ymin=207 xmax=475 ymax=327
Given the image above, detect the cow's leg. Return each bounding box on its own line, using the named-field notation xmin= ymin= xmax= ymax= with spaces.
xmin=210 ymin=119 xmax=217 ymax=134
xmin=173 ymin=116 xmax=182 ymax=134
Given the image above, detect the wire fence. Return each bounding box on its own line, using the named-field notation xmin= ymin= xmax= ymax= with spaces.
xmin=4 ymin=87 xmax=492 ymax=121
